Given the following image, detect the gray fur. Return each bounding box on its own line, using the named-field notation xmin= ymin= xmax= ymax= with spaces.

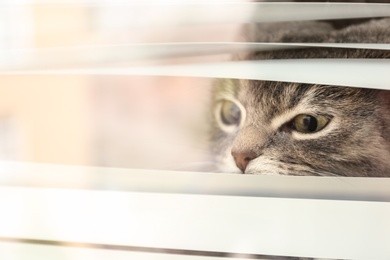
xmin=210 ymin=18 xmax=390 ymax=177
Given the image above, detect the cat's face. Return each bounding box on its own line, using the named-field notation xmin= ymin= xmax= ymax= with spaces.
xmin=210 ymin=79 xmax=390 ymax=177
xmin=210 ymin=18 xmax=390 ymax=177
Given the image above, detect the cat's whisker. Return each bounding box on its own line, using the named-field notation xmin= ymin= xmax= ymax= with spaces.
xmin=316 ymin=171 xmax=341 ymax=177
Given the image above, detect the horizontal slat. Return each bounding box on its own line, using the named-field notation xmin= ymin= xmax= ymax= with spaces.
xmin=2 ymin=59 xmax=389 ymax=90
xmin=1 ymin=162 xmax=390 ymax=202
xmin=0 ymin=241 xmax=253 ymax=260
xmin=1 ymin=162 xmax=389 ymax=259
xmin=1 ymin=42 xmax=389 ymax=70
xmin=1 ymin=3 xmax=389 ymax=25
xmin=0 ymin=186 xmax=389 ymax=259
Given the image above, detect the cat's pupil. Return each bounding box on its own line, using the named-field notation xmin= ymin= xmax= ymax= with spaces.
xmin=302 ymin=115 xmax=318 ymax=132
xmin=220 ymin=100 xmax=241 ymax=126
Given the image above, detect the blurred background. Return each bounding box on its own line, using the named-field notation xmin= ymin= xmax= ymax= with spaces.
xmin=0 ymin=0 xmax=248 ymax=171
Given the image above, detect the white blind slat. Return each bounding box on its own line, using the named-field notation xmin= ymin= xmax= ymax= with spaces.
xmin=0 ymin=241 xmax=252 ymax=260
xmin=2 ymin=59 xmax=388 ymax=90
xmin=1 ymin=162 xmax=390 ymax=202
xmin=0 ymin=186 xmax=389 ymax=259
xmin=1 ymin=42 xmax=389 ymax=70
xmin=1 ymin=3 xmax=389 ymax=25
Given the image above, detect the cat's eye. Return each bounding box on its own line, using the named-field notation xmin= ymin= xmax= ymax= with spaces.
xmin=291 ymin=114 xmax=329 ymax=133
xmin=219 ymin=100 xmax=242 ymax=126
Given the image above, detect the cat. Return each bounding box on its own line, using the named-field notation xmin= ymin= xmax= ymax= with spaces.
xmin=210 ymin=18 xmax=390 ymax=177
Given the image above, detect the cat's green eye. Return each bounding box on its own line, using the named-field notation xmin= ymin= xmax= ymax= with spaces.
xmin=219 ymin=100 xmax=241 ymax=126
xmin=291 ymin=114 xmax=329 ymax=133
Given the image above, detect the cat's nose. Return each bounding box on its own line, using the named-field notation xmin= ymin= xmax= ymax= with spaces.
xmin=231 ymin=151 xmax=258 ymax=173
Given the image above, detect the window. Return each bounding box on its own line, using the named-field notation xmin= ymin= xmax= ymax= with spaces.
xmin=0 ymin=1 xmax=389 ymax=259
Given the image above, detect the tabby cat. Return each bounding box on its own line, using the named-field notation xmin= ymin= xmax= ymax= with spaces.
xmin=210 ymin=18 xmax=390 ymax=177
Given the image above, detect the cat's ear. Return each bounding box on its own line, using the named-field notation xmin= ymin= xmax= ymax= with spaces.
xmin=377 ymin=90 xmax=390 ymax=112
xmin=242 ymin=21 xmax=333 ymax=43
xmin=331 ymin=18 xmax=390 ymax=44
xmin=377 ymin=90 xmax=390 ymax=141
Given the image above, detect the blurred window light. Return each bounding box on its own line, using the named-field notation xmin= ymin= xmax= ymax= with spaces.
xmin=0 ymin=0 xmax=34 ymax=67
xmin=0 ymin=117 xmax=21 ymax=160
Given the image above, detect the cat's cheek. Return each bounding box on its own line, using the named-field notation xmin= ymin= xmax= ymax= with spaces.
xmin=245 ymin=157 xmax=282 ymax=176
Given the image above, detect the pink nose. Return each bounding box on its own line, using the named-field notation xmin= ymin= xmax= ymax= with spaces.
xmin=231 ymin=151 xmax=257 ymax=173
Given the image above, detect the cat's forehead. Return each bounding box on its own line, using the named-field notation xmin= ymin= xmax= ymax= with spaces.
xmin=238 ymin=81 xmax=311 ymax=122
xmin=237 ymin=80 xmax=375 ymax=123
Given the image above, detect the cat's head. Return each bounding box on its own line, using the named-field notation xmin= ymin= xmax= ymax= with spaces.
xmin=210 ymin=80 xmax=390 ymax=176
xmin=210 ymin=18 xmax=390 ymax=177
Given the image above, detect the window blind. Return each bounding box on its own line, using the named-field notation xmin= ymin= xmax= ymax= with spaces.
xmin=0 ymin=1 xmax=389 ymax=260
xmin=0 ymin=162 xmax=390 ymax=259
